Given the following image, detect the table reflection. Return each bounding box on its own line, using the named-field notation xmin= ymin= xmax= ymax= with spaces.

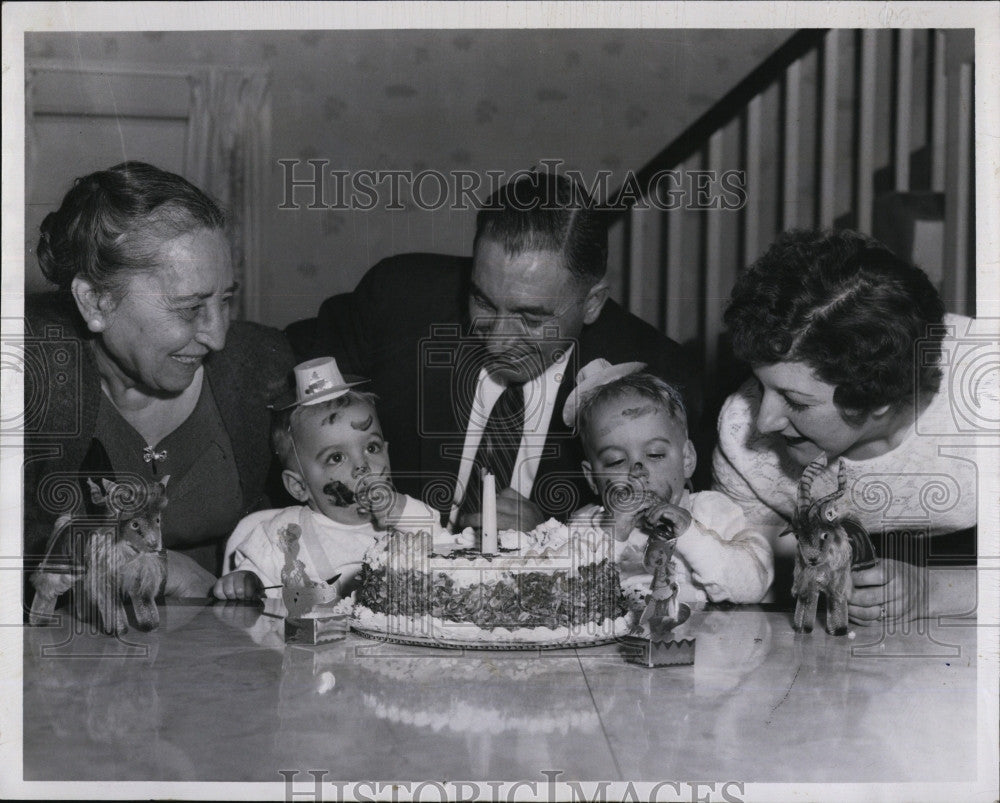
xmin=22 ymin=593 xmax=978 ymax=784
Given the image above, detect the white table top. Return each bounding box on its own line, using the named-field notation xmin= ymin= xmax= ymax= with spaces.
xmin=21 ymin=569 xmax=980 ymax=789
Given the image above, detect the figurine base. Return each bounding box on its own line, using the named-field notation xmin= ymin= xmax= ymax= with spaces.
xmin=284 ymin=614 xmax=349 ymax=645
xmin=620 ymin=634 xmax=696 ymax=667
xmin=620 ymin=602 xmax=695 ymax=666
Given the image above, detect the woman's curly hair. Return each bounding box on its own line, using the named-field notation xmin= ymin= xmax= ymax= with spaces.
xmin=724 ymin=229 xmax=946 ymax=420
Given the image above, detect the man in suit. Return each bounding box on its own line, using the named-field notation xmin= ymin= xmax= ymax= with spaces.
xmin=289 ymin=172 xmax=701 ymax=531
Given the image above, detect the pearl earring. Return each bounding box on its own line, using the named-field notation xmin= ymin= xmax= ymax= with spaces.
xmin=89 ymin=319 xmax=103 ymax=332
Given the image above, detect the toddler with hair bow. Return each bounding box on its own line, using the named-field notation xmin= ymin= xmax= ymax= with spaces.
xmin=565 ymin=360 xmax=774 ymax=609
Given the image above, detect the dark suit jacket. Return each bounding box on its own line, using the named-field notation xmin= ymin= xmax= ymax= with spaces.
xmin=288 ymin=253 xmax=702 ymax=521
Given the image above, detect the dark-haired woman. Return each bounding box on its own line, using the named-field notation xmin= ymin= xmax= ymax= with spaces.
xmin=26 ymin=162 xmax=294 ymax=595
xmin=712 ymin=229 xmax=991 ymax=625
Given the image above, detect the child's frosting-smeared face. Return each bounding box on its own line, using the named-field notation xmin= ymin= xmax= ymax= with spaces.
xmin=284 ymin=396 xmax=391 ymax=525
xmin=581 ymin=389 xmax=696 ymax=512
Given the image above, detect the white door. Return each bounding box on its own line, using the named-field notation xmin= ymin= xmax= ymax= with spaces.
xmin=25 ymin=63 xmax=193 ymax=293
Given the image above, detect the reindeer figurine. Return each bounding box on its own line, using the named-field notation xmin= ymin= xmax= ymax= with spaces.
xmin=29 ymin=476 xmax=170 ymax=635
xmin=790 ymin=458 xmax=877 ymax=635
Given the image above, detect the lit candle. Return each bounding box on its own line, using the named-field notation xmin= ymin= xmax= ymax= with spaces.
xmin=481 ymin=471 xmax=497 ymax=554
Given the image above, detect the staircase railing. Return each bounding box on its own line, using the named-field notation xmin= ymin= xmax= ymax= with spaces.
xmin=607 ymin=28 xmax=976 ymax=389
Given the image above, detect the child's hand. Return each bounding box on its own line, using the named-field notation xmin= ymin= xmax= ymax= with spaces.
xmin=335 ymin=563 xmax=363 ymax=598
xmin=642 ymin=502 xmax=692 ymax=538
xmin=603 ymin=487 xmax=661 ymax=540
xmin=356 ymin=474 xmax=405 ymax=530
xmin=213 ymin=570 xmax=265 ymax=601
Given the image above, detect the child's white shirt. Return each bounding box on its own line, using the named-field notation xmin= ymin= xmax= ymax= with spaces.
xmin=223 ymin=495 xmax=441 ymax=597
xmin=576 ymin=490 xmax=774 ymax=606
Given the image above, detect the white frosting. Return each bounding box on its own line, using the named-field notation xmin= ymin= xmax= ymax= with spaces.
xmin=352 ymin=604 xmax=630 ymax=645
xmin=363 ymin=519 xmax=614 ymax=577
xmin=361 ymin=693 xmax=599 ymax=735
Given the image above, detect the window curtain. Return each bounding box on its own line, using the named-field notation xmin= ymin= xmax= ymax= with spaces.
xmin=184 ymin=67 xmax=270 ymax=321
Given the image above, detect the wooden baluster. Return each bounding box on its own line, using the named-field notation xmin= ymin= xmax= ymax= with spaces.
xmin=665 ymin=203 xmax=684 ymax=343
xmin=944 ymin=59 xmax=973 ymax=315
xmin=782 ymin=59 xmax=801 ymax=230
xmin=606 ymin=215 xmax=626 ymax=306
xmin=628 ymin=203 xmax=662 ymax=327
xmin=819 ymin=30 xmax=839 ymax=228
xmin=628 ymin=204 xmax=648 ymax=321
xmin=895 ymin=29 xmax=914 ymax=191
xmin=704 ymin=131 xmax=724 ymax=377
xmin=743 ymin=96 xmax=762 ymax=263
xmin=857 ymin=30 xmax=878 ymax=234
xmin=930 ymin=30 xmax=947 ymax=193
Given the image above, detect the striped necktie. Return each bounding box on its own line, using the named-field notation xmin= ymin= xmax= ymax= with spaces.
xmin=461 ymin=382 xmax=525 ymax=515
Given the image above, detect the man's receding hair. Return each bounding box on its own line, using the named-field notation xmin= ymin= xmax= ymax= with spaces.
xmin=578 ymin=373 xmax=689 ymax=450
xmin=474 ymin=171 xmax=608 ymax=283
xmin=271 ymin=390 xmax=380 ymax=468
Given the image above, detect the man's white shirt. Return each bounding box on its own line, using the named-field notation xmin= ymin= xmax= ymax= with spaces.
xmin=447 ymin=345 xmax=574 ymax=528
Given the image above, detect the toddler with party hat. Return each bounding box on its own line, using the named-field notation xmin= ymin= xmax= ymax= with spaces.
xmin=214 ymin=357 xmax=443 ymax=601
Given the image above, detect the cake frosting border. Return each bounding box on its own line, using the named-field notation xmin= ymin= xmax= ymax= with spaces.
xmin=361 ymin=691 xmax=601 ymax=734
xmin=352 ymin=603 xmax=631 ymax=647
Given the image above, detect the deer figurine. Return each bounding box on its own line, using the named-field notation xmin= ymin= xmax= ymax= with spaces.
xmin=637 ymin=515 xmax=681 ymax=633
xmin=29 ymin=476 xmax=170 ymax=635
xmin=790 ymin=458 xmax=857 ymax=636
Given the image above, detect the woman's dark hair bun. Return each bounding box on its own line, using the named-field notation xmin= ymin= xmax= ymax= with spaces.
xmin=36 ymin=161 xmax=224 ymax=293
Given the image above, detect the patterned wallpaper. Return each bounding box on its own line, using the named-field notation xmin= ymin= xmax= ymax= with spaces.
xmin=26 ymin=29 xmax=791 ymax=327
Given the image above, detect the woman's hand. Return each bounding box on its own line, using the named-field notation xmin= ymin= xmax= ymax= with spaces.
xmin=849 ymin=558 xmax=923 ymax=625
xmin=164 ymin=549 xmax=217 ymax=598
xmin=212 ymin=569 xmax=265 ymax=601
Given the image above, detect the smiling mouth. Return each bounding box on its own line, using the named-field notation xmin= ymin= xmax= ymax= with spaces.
xmin=171 ymin=354 xmax=205 ymax=365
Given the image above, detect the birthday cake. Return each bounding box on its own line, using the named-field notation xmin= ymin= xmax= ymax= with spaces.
xmin=352 ymin=519 xmax=630 ymax=646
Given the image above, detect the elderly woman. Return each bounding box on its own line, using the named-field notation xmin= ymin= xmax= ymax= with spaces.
xmin=25 ymin=162 xmax=294 ymax=595
xmin=713 ymin=229 xmax=989 ymax=625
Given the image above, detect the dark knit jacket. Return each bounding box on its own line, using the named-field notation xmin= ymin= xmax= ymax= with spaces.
xmin=22 ymin=293 xmax=295 ymax=563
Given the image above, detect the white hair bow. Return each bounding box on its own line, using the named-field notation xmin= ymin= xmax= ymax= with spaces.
xmin=561 ymin=359 xmax=647 ymax=427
